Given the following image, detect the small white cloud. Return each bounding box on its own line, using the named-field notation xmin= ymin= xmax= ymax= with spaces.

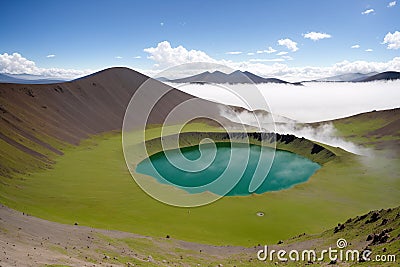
xmin=256 ymin=47 xmax=277 ymax=54
xmin=276 ymin=51 xmax=288 ymax=56
xmin=361 ymin=8 xmax=375 ymax=15
xmin=303 ymin=32 xmax=332 ymax=41
xmin=351 ymin=44 xmax=360 ymax=49
xmin=249 ymin=58 xmax=285 ymax=62
xmin=382 ymin=31 xmax=400 ymax=49
xmin=160 ymin=22 xmax=164 ymax=26
xmin=388 ymin=1 xmax=396 ymax=7
xmin=282 ymin=55 xmax=293 ymax=60
xmin=46 ymin=54 xmax=56 ymax=58
xmin=277 ymin=38 xmax=299 ymax=52
xmin=265 ymin=46 xmax=277 ymax=54
xmin=365 ymin=48 xmax=373 ymax=52
xmin=133 ymin=56 xmax=141 ymax=59
xmin=247 ymin=52 xmax=255 ymax=56
xmin=115 ymin=56 xmax=122 ymax=59
xmin=226 ymin=51 xmax=242 ymax=55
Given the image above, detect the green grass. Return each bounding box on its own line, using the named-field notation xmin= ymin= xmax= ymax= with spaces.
xmin=0 ymin=122 xmax=399 ymax=246
xmin=331 ymin=109 xmax=399 ymax=149
xmin=35 ymin=207 xmax=400 ymax=266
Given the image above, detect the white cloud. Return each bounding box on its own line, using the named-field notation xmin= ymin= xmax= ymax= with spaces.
xmin=249 ymin=58 xmax=285 ymax=62
xmin=330 ymin=57 xmax=400 ymax=74
xmin=256 ymin=47 xmax=277 ymax=54
xmin=133 ymin=56 xmax=141 ymax=59
xmin=226 ymin=51 xmax=242 ymax=55
xmin=276 ymin=51 xmax=288 ymax=56
xmin=247 ymin=52 xmax=255 ymax=56
xmin=265 ymin=47 xmax=277 ymax=54
xmin=0 ymin=52 xmax=92 ymax=79
xmin=365 ymin=48 xmax=373 ymax=52
xmin=382 ymin=31 xmax=400 ymax=49
xmin=277 ymin=38 xmax=299 ymax=52
xmin=0 ymin=52 xmax=37 ymax=74
xmin=362 ymin=8 xmax=375 ymax=15
xmin=388 ymin=1 xmax=396 ymax=7
xmin=160 ymin=22 xmax=164 ymax=26
xmin=303 ymin=32 xmax=332 ymax=41
xmin=282 ymin=55 xmax=293 ymax=60
xmin=351 ymin=44 xmax=360 ymax=49
xmin=46 ymin=54 xmax=56 ymax=58
xmin=144 ymin=41 xmax=216 ymax=68
xmin=115 ymin=56 xmax=123 ymax=59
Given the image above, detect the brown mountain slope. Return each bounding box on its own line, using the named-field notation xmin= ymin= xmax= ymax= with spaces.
xmin=0 ymin=67 xmax=226 ymax=177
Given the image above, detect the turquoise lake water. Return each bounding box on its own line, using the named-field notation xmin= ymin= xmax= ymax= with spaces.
xmin=136 ymin=142 xmax=320 ymax=196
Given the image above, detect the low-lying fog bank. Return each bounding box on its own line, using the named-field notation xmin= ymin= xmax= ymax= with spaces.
xmin=169 ymin=80 xmax=400 ymax=123
xmin=220 ymin=107 xmax=366 ymax=155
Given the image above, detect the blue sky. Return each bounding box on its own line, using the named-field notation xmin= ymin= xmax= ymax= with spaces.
xmin=0 ymin=0 xmax=399 ymax=80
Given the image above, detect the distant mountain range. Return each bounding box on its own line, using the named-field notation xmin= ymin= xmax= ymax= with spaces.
xmin=0 ymin=73 xmax=66 ymax=84
xmin=159 ymin=70 xmax=400 ymax=85
xmin=163 ymin=70 xmax=302 ymax=85
xmin=360 ymin=71 xmax=400 ymax=82
xmin=313 ymin=72 xmax=378 ymax=82
xmin=311 ymin=71 xmax=400 ymax=83
xmin=2 ymin=70 xmax=399 ymax=85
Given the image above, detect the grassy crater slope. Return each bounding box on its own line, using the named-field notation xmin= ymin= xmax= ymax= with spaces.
xmin=326 ymin=108 xmax=400 ymax=151
xmin=0 ymin=117 xmax=399 ymax=246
